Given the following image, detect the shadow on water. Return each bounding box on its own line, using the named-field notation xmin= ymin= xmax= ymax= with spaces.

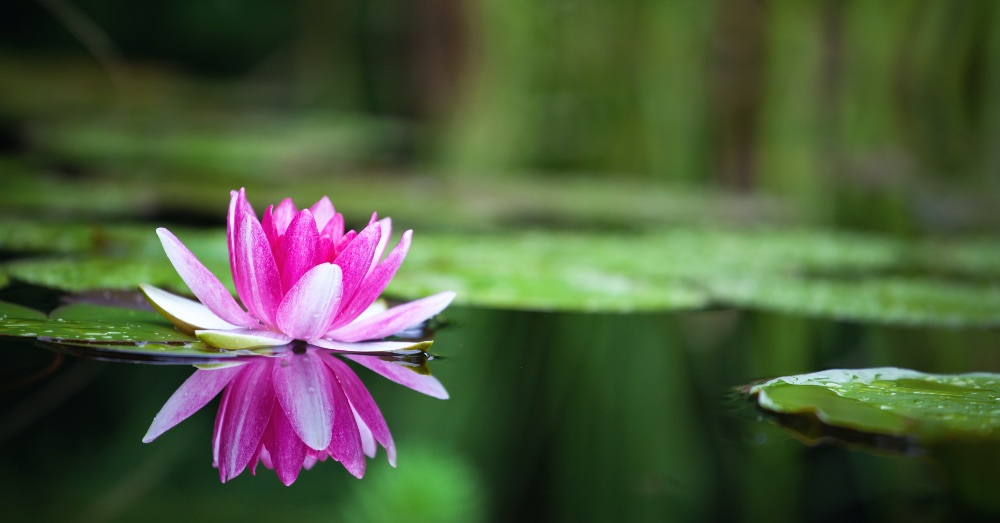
xmin=2 ymin=304 xmax=1000 ymax=521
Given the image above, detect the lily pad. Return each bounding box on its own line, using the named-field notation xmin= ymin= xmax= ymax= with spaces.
xmin=0 ymin=299 xmax=45 ymax=320
xmin=748 ymin=368 xmax=1000 ymax=444
xmin=0 ymin=304 xmax=193 ymax=343
xmin=712 ymin=276 xmax=1000 ymax=327
xmin=2 ymin=224 xmax=1000 ymax=322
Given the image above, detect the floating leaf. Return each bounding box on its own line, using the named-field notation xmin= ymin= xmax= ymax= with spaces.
xmin=712 ymin=276 xmax=1000 ymax=327
xmin=0 ymin=299 xmax=45 ymax=320
xmin=748 ymin=368 xmax=1000 ymax=444
xmin=1 ymin=256 xmax=230 ymax=294
xmin=2 ymin=223 xmax=999 ymax=321
xmin=0 ymin=300 xmax=190 ymax=345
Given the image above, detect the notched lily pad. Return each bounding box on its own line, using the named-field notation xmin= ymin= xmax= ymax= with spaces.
xmin=747 ymin=368 xmax=1000 ymax=446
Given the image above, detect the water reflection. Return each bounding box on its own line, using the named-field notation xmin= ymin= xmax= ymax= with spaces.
xmin=142 ymin=345 xmax=446 ymax=485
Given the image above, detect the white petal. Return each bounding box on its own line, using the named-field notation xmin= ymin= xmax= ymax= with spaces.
xmin=196 ymin=329 xmax=293 ymax=350
xmin=141 ymin=284 xmax=240 ymax=334
xmin=309 ymin=339 xmax=432 ymax=353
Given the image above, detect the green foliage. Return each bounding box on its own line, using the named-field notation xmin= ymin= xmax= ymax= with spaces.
xmin=2 ymin=221 xmax=999 ymax=324
xmin=0 ymin=299 xmax=45 ymax=320
xmin=749 ymin=368 xmax=1000 ymax=442
xmin=713 ymin=276 xmax=1000 ymax=327
xmin=339 ymin=446 xmax=486 ymax=523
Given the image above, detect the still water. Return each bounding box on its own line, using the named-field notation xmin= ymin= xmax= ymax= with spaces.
xmin=2 ymin=304 xmax=1000 ymax=522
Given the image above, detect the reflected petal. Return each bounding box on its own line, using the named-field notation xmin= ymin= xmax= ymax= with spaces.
xmin=272 ymin=351 xmax=335 ymax=450
xmin=326 ymin=355 xmax=396 ymax=466
xmin=344 ymin=354 xmax=449 ymax=400
xmin=326 ymin=372 xmax=366 ymax=478
xmin=265 ymin=401 xmax=308 ymax=486
xmin=219 ymin=361 xmax=275 ymax=482
xmin=143 ymin=365 xmax=243 ymax=443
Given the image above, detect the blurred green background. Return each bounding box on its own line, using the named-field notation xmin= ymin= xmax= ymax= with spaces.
xmin=2 ymin=1 xmax=1000 ymax=522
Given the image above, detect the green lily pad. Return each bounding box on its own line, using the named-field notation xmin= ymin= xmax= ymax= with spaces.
xmin=0 ymin=301 xmax=256 ymax=361
xmin=712 ymin=276 xmax=1000 ymax=327
xmin=0 ymin=306 xmax=192 ymax=343
xmin=2 ymin=223 xmax=999 ymax=321
xmin=0 ymin=299 xmax=46 ymax=320
xmin=749 ymin=368 xmax=1000 ymax=443
xmin=1 ymin=256 xmax=231 ymax=294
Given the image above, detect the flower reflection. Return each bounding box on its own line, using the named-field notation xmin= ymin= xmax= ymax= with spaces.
xmin=140 ymin=188 xmax=454 ymax=352
xmin=139 ymin=190 xmax=454 ymax=483
xmin=143 ymin=347 xmax=448 ymax=484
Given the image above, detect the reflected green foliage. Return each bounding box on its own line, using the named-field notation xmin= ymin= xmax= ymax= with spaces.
xmin=339 ymin=446 xmax=486 ymax=523
xmin=750 ymin=368 xmax=1000 ymax=442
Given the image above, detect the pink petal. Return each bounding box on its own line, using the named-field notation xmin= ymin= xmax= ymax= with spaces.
xmin=333 ymin=222 xmax=381 ymax=308
xmin=250 ymin=444 xmax=272 ymax=476
xmin=368 ymin=217 xmax=392 ymax=275
xmin=219 ymin=360 xmax=276 ymax=483
xmin=332 ymin=230 xmax=357 ymax=262
xmin=344 ymin=354 xmax=449 ymax=400
xmin=227 ymin=189 xmax=245 ymax=297
xmin=272 ymin=198 xmax=298 ymax=235
xmin=276 ymin=210 xmax=321 ymax=291
xmin=249 ymin=438 xmax=265 ymax=476
xmin=234 ymin=213 xmax=283 ymax=327
xmin=325 ymin=355 xmax=396 ymax=466
xmin=261 ymin=206 xmax=281 ymax=253
xmin=143 ymin=365 xmax=243 ymax=443
xmin=272 ymin=351 xmax=335 ymax=450
xmin=327 ymin=291 xmax=455 ymax=342
xmin=275 ymin=263 xmax=343 ymax=340
xmin=309 ymin=339 xmax=431 ymax=353
xmin=321 ymin=213 xmax=345 ymax=243
xmin=328 ymin=230 xmax=411 ymax=330
xmin=326 ymin=370 xmax=366 ymax=478
xmin=309 ymin=196 xmax=335 ymax=231
xmin=265 ymin=402 xmax=308 ymax=486
xmin=212 ymin=386 xmax=231 ymax=468
xmin=140 ymin=284 xmax=239 ymax=333
xmin=353 ymin=406 xmax=377 ymax=459
xmin=156 ymin=228 xmax=258 ymax=328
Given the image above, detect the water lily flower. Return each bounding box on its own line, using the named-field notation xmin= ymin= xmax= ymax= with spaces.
xmin=140 ymin=188 xmax=454 ymax=352
xmin=142 ymin=348 xmax=449 ymax=484
xmin=140 ymin=189 xmax=454 ymax=483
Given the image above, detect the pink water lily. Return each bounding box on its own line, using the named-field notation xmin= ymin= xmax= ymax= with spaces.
xmin=140 ymin=189 xmax=454 ymax=483
xmin=140 ymin=188 xmax=454 ymax=351
xmin=143 ymin=348 xmax=449 ymax=484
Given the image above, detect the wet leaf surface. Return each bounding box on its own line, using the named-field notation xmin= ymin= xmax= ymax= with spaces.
xmin=2 ymin=224 xmax=1000 ymax=322
xmin=748 ymin=368 xmax=1000 ymax=445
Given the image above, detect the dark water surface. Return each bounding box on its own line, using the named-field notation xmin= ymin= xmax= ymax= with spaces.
xmin=2 ymin=306 xmax=1000 ymax=522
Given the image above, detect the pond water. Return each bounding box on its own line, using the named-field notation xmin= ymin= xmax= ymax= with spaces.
xmin=3 ymin=304 xmax=1000 ymax=522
